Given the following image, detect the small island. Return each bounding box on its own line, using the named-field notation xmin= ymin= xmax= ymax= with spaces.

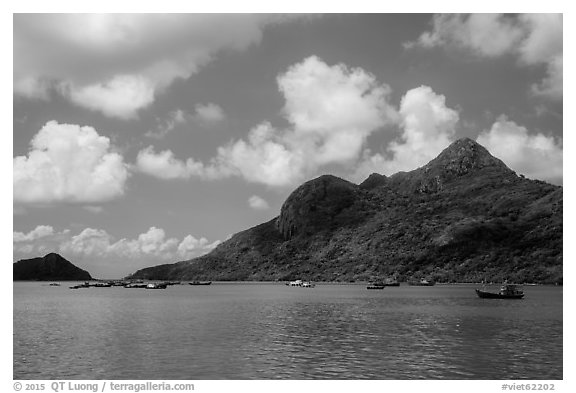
xmin=13 ymin=253 xmax=92 ymax=281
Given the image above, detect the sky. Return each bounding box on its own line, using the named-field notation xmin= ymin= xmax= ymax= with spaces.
xmin=12 ymin=13 xmax=564 ymax=278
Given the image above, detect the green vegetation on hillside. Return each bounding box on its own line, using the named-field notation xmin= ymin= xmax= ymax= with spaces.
xmin=129 ymin=139 xmax=562 ymax=284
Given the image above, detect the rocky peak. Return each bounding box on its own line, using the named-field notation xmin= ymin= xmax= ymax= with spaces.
xmin=424 ymin=138 xmax=511 ymax=176
xmin=276 ymin=175 xmax=358 ymax=239
xmin=387 ymin=138 xmax=516 ymax=194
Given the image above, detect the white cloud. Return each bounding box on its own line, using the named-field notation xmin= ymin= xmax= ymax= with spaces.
xmin=67 ymin=75 xmax=155 ymax=119
xmin=177 ymin=235 xmax=221 ymax=258
xmin=194 ymin=103 xmax=226 ymax=123
xmin=135 ymin=146 xmax=229 ymax=180
xmin=278 ymin=55 xmax=397 ymax=165
xmin=215 ymin=122 xmax=307 ymax=187
xmin=14 ymin=14 xmax=295 ymax=118
xmin=518 ymin=14 xmax=563 ymax=100
xmin=248 ymin=195 xmax=270 ymax=210
xmin=14 ymin=121 xmax=129 ymax=204
xmin=353 ymin=85 xmax=459 ymax=180
xmin=476 ymin=116 xmax=562 ymax=183
xmin=13 ymin=225 xmax=55 ymax=242
xmin=409 ymin=14 xmax=523 ymax=57
xmin=136 ymin=227 xmax=179 ymax=255
xmin=57 ymin=226 xmax=219 ymax=261
xmin=408 ymin=13 xmax=562 ymax=100
xmin=59 ymin=228 xmax=113 ymax=257
xmin=138 ymin=56 xmax=398 ymax=188
xmin=517 ymin=14 xmax=563 ymax=65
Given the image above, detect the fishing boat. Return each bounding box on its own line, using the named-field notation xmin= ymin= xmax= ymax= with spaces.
xmin=189 ymin=281 xmax=212 ymax=286
xmin=475 ymin=283 xmax=524 ymax=299
xmin=49 ymin=283 xmax=60 ymax=286
xmin=367 ymin=281 xmax=386 ymax=290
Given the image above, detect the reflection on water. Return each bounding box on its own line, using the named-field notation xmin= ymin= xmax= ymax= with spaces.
xmin=13 ymin=283 xmax=562 ymax=379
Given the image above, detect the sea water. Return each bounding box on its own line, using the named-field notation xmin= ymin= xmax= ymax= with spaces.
xmin=13 ymin=282 xmax=562 ymax=379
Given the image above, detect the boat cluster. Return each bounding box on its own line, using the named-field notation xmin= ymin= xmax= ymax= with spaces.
xmin=68 ymin=280 xmax=182 ymax=290
xmin=57 ymin=279 xmax=526 ymax=299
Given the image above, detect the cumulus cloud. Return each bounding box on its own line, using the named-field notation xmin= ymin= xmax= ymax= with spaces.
xmin=353 ymin=85 xmax=459 ymax=180
xmin=57 ymin=226 xmax=219 ymax=261
xmin=407 ymin=13 xmax=562 ymax=100
xmin=215 ymin=122 xmax=308 ymax=187
xmin=214 ymin=57 xmax=397 ymax=186
xmin=136 ymin=146 xmax=229 ymax=180
xmin=14 ymin=14 xmax=292 ymax=118
xmin=177 ymin=235 xmax=221 ymax=258
xmin=476 ymin=116 xmax=562 ymax=184
xmin=13 ymin=225 xmax=55 ymax=242
xmin=14 ymin=121 xmax=129 ymax=204
xmin=138 ymin=56 xmax=397 ymax=188
xmin=248 ymin=195 xmax=270 ymax=210
xmin=66 ymin=75 xmax=155 ymax=119
xmin=13 ymin=225 xmax=70 ymax=256
xmin=278 ymin=56 xmax=398 ymax=165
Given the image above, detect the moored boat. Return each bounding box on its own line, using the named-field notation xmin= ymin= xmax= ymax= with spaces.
xmin=92 ymin=282 xmax=112 ymax=288
xmin=475 ymin=283 xmax=524 ymax=299
xmin=146 ymin=283 xmax=167 ymax=289
xmin=124 ymin=283 xmax=148 ymax=289
xmin=301 ymin=281 xmax=315 ymax=288
xmin=189 ymin=281 xmax=212 ymax=286
xmin=367 ymin=281 xmax=385 ymax=290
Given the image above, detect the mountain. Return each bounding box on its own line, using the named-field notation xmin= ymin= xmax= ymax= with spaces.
xmin=13 ymin=253 xmax=92 ymax=281
xmin=128 ymin=138 xmax=562 ymax=284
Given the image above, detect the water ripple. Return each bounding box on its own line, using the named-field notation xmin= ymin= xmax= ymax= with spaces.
xmin=14 ymin=283 xmax=562 ymax=379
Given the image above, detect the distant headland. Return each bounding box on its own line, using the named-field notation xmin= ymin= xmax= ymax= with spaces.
xmin=13 ymin=253 xmax=92 ymax=281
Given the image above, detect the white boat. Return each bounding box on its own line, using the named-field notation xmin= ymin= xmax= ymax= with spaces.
xmin=286 ymin=279 xmax=315 ymax=287
xmin=146 ymin=283 xmax=167 ymax=289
